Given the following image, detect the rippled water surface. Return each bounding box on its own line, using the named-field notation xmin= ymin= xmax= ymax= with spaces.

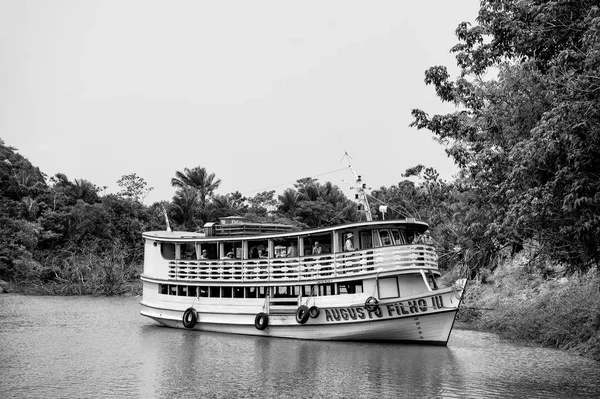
xmin=1 ymin=294 xmax=599 ymax=398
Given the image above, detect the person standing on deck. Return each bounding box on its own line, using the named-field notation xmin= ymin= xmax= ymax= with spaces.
xmin=287 ymin=241 xmax=298 ymax=257
xmin=345 ymin=233 xmax=355 ymax=251
xmin=312 ymin=241 xmax=322 ymax=255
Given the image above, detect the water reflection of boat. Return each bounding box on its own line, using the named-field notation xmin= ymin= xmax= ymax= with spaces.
xmin=140 ymin=171 xmax=466 ymax=345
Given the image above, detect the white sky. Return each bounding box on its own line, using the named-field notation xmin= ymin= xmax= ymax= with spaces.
xmin=1 ymin=0 xmax=479 ymax=204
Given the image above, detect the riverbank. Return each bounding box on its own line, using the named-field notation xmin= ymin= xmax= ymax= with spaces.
xmin=0 ymin=279 xmax=142 ymax=297
xmin=451 ymin=256 xmax=600 ymax=362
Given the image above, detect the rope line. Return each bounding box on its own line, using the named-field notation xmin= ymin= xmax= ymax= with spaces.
xmin=242 ymin=167 xmax=348 ymax=195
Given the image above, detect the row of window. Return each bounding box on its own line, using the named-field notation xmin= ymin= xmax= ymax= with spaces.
xmin=159 ymin=228 xmax=418 ymax=261
xmin=158 ymin=281 xmax=364 ymax=299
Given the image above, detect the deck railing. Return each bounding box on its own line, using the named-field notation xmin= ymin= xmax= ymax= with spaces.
xmin=166 ymin=244 xmax=437 ymax=282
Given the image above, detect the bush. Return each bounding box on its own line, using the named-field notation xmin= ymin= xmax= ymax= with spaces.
xmin=464 ymin=267 xmax=600 ymax=360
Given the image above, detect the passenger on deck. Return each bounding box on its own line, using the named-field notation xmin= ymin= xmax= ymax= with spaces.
xmin=287 ymin=241 xmax=298 ymax=257
xmin=249 ymin=247 xmax=258 ymax=259
xmin=345 ymin=233 xmax=355 ymax=251
xmin=312 ymin=241 xmax=322 ymax=255
xmin=200 ymin=249 xmax=209 ymax=259
xmin=258 ymin=246 xmax=267 ymax=258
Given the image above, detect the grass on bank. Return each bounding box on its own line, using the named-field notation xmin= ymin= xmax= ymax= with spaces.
xmin=453 ymin=250 xmax=600 ymax=361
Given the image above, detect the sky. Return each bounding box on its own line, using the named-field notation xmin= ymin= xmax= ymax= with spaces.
xmin=1 ymin=0 xmax=480 ymax=204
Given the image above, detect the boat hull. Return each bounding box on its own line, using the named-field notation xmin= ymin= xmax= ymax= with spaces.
xmin=139 ymin=286 xmax=463 ymax=345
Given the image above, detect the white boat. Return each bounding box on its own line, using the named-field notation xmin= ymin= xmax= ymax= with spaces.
xmin=140 ymin=172 xmax=467 ymax=345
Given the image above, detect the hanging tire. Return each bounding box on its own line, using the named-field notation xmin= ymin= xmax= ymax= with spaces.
xmin=308 ymin=305 xmax=320 ymax=319
xmin=296 ymin=305 xmax=310 ymax=324
xmin=364 ymin=296 xmax=379 ymax=312
xmin=254 ymin=312 xmax=268 ymax=330
xmin=182 ymin=307 xmax=197 ymax=329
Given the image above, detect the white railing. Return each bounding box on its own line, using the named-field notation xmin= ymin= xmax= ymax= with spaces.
xmin=166 ymin=244 xmax=437 ymax=282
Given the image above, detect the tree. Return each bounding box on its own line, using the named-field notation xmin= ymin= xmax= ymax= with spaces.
xmin=171 ymin=167 xmax=221 ymax=211
xmin=117 ymin=173 xmax=153 ymax=203
xmin=410 ymin=0 xmax=600 ymax=271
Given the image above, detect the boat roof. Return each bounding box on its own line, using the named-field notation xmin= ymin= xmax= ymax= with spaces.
xmin=143 ymin=218 xmax=429 ymax=242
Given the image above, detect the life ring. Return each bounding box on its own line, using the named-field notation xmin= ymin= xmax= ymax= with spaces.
xmin=364 ymin=296 xmax=379 ymax=312
xmin=308 ymin=305 xmax=320 ymax=319
xmin=254 ymin=312 xmax=268 ymax=330
xmin=182 ymin=307 xmax=197 ymax=329
xmin=296 ymin=305 xmax=310 ymax=324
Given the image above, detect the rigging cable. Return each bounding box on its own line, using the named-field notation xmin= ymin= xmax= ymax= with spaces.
xmin=242 ymin=167 xmax=348 ymax=196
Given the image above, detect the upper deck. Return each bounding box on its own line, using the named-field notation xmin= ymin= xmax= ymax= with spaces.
xmin=142 ymin=218 xmax=436 ymax=284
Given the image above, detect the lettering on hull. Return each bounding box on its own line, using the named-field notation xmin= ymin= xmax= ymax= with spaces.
xmin=323 ymin=295 xmax=445 ymax=323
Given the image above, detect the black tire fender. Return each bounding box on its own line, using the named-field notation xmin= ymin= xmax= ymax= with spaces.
xmin=182 ymin=307 xmax=197 ymax=329
xmin=296 ymin=305 xmax=310 ymax=324
xmin=364 ymin=296 xmax=379 ymax=312
xmin=254 ymin=312 xmax=268 ymax=330
xmin=308 ymin=305 xmax=320 ymax=319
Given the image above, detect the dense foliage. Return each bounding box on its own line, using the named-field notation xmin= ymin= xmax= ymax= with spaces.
xmin=410 ymin=0 xmax=600 ymax=273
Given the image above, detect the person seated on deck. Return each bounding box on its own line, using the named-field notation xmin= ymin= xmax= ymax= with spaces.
xmin=312 ymin=241 xmax=322 ymax=255
xmin=227 ymin=251 xmax=234 ymax=259
xmin=287 ymin=242 xmax=298 ymax=257
xmin=258 ymin=246 xmax=267 ymax=258
xmin=249 ymin=247 xmax=258 ymax=259
xmin=345 ymin=233 xmax=355 ymax=251
xmin=200 ymin=249 xmax=209 ymax=259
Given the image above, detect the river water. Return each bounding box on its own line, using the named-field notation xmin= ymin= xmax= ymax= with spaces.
xmin=0 ymin=295 xmax=599 ymax=398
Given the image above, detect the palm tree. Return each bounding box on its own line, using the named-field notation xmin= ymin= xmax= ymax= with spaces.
xmin=278 ymin=188 xmax=299 ymax=218
xmin=171 ymin=167 xmax=222 ymax=211
xmin=171 ymin=186 xmax=200 ymax=230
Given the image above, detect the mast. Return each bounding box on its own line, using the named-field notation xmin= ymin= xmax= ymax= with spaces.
xmin=342 ymin=153 xmax=372 ymax=221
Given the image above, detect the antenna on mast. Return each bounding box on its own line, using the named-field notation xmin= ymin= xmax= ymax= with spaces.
xmin=341 ymin=152 xmax=373 ymax=222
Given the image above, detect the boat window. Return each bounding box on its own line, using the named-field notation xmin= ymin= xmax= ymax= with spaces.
xmin=187 ymin=286 xmax=197 ymax=297
xmin=379 ymin=277 xmax=400 ymax=299
xmin=338 ymin=280 xmax=364 ymax=294
xmin=380 ymin=230 xmax=392 ymax=246
xmin=209 ymin=286 xmax=220 ymax=297
xmin=160 ymin=243 xmax=176 ymax=260
xmin=160 ymin=284 xmax=168 ymax=294
xmin=199 ymin=286 xmax=208 ymax=297
xmin=372 ymin=231 xmax=381 ymax=247
xmin=222 ymin=286 xmax=232 ymax=298
xmin=245 ymin=287 xmax=258 ymax=298
xmin=392 ymin=229 xmax=407 ymax=245
xmin=178 ymin=285 xmax=187 ymax=296
xmin=257 ymin=286 xmax=267 ymax=298
xmin=233 ymin=287 xmax=244 ymax=298
xmin=301 ymin=285 xmax=316 ymax=296
xmin=319 ymin=284 xmax=334 ymax=296
xmin=169 ymin=285 xmax=177 ymax=295
xmin=359 ymin=231 xmax=373 ymax=250
xmin=275 ymin=286 xmax=298 ymax=298
xmin=427 ymin=270 xmax=439 ymax=290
